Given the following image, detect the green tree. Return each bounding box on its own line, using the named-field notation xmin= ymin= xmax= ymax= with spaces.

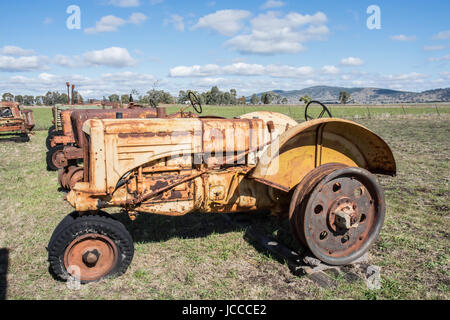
xmin=2 ymin=93 xmax=14 ymax=102
xmin=250 ymin=94 xmax=259 ymax=105
xmin=23 ymin=95 xmax=35 ymax=106
xmin=261 ymin=92 xmax=276 ymax=105
xmin=178 ymin=90 xmax=188 ymax=104
xmin=35 ymin=96 xmax=43 ymax=106
xmin=58 ymin=93 xmax=69 ymax=104
xmin=237 ymin=96 xmax=247 ymax=104
xmin=229 ymin=89 xmax=237 ymax=105
xmin=208 ymin=86 xmax=222 ymax=105
xmin=281 ymin=97 xmax=288 ymax=104
xmin=223 ymin=92 xmax=232 ymax=105
xmin=339 ymin=91 xmax=351 ymax=104
xmin=147 ymin=89 xmax=173 ymax=104
xmin=299 ymin=94 xmax=312 ymax=104
xmin=109 ymin=94 xmax=120 ymax=103
xmin=14 ymin=95 xmax=24 ymax=104
xmin=73 ymin=91 xmax=83 ymax=104
xmin=121 ymin=94 xmax=130 ymax=104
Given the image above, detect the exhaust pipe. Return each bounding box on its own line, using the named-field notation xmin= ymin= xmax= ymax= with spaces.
xmin=66 ymin=82 xmax=70 ymax=104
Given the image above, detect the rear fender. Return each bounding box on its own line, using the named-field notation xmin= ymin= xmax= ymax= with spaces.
xmin=250 ymin=118 xmax=396 ymax=192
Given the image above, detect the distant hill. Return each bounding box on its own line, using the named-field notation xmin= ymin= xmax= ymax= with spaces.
xmin=252 ymin=86 xmax=450 ymax=104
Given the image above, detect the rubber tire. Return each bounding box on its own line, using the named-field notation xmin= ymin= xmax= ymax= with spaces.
xmin=48 ymin=125 xmax=57 ymax=135
xmin=46 ymin=145 xmax=65 ymax=171
xmin=48 ymin=213 xmax=134 ymax=283
xmin=46 ymin=128 xmax=63 ymax=150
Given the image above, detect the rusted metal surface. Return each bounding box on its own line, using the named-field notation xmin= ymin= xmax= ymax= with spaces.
xmin=290 ymin=165 xmax=385 ymax=265
xmin=60 ymin=109 xmax=395 ymax=267
xmin=51 ymin=103 xmax=103 ymax=132
xmin=60 ymin=166 xmax=84 ymax=190
xmin=250 ymin=118 xmax=396 ymax=192
xmin=48 ymin=107 xmax=160 ymax=173
xmin=0 ymin=102 xmax=34 ymax=135
xmin=64 ymin=233 xmax=118 ymax=282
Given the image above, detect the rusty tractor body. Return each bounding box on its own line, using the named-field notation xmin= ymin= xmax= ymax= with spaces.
xmin=48 ymin=107 xmax=161 ymax=181
xmin=48 ymin=98 xmax=396 ymax=283
xmin=0 ymin=102 xmax=35 ymax=139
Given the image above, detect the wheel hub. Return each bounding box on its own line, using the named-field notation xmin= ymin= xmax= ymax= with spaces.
xmin=53 ymin=150 xmax=67 ymax=168
xmin=328 ymin=198 xmax=360 ymax=231
xmin=64 ymin=233 xmax=118 ymax=282
xmin=82 ymin=249 xmax=101 ymax=267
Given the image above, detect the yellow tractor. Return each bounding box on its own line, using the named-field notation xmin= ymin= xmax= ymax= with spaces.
xmin=48 ymin=96 xmax=396 ymax=283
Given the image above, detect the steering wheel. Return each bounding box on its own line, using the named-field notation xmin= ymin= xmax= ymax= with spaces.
xmin=188 ymin=92 xmax=203 ymax=114
xmin=305 ymin=100 xmax=333 ymax=121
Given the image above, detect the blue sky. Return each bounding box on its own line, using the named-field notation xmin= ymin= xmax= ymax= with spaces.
xmin=0 ymin=0 xmax=449 ymax=99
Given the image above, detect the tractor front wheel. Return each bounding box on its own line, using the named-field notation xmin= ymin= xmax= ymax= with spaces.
xmin=47 ymin=213 xmax=134 ymax=283
xmin=47 ymin=145 xmax=66 ymax=171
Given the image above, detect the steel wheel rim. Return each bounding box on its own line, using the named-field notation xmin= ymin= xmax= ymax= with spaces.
xmin=289 ymin=163 xmax=348 ymax=247
xmin=302 ymin=167 xmax=385 ymax=265
xmin=52 ymin=149 xmax=65 ymax=168
xmin=64 ymin=233 xmax=118 ymax=282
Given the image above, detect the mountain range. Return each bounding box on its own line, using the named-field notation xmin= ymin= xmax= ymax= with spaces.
xmin=255 ymin=86 xmax=450 ymax=104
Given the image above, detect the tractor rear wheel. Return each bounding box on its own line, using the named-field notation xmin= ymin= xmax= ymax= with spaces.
xmin=289 ymin=164 xmax=385 ymax=265
xmin=48 ymin=213 xmax=134 ymax=283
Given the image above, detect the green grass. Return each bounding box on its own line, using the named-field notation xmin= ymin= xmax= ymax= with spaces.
xmin=0 ymin=105 xmax=448 ymax=300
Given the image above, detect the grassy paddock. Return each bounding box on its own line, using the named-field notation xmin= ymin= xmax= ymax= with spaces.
xmin=0 ymin=106 xmax=448 ymax=300
xmin=26 ymin=104 xmax=450 ymax=132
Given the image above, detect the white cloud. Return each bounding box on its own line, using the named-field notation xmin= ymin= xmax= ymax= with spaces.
xmin=53 ymin=55 xmax=84 ymax=68
xmin=321 ymin=65 xmax=340 ymax=74
xmin=164 ymin=14 xmax=185 ymax=32
xmin=85 ymin=15 xmax=127 ymax=34
xmin=0 ymin=72 xmax=160 ymax=98
xmin=261 ymin=0 xmax=285 ymax=9
xmin=225 ymin=11 xmax=329 ymax=54
xmin=192 ymin=10 xmax=252 ymax=36
xmin=433 ymin=30 xmax=450 ymax=40
xmin=129 ymin=12 xmax=147 ymax=24
xmin=428 ymin=54 xmax=450 ymax=62
xmin=0 ymin=46 xmax=35 ymax=56
xmin=424 ymin=45 xmax=445 ymax=51
xmin=83 ymin=47 xmax=136 ymax=67
xmin=0 ymin=55 xmax=49 ymax=72
xmin=390 ymin=34 xmax=417 ymax=41
xmin=85 ymin=13 xmax=147 ymax=34
xmin=382 ymin=72 xmax=428 ymax=81
xmin=109 ymin=0 xmax=140 ymax=7
xmin=169 ymin=62 xmax=315 ymax=78
xmin=340 ymin=56 xmax=364 ymax=66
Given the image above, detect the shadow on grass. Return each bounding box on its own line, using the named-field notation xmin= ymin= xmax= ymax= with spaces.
xmin=0 ymin=134 xmax=30 ymax=143
xmin=112 ymin=211 xmax=259 ymax=243
xmin=0 ymin=248 xmax=9 ymax=300
xmin=113 ymin=212 xmax=282 ymax=242
xmin=112 ymin=209 xmax=303 ymax=262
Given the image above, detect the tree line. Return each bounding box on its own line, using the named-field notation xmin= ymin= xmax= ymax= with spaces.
xmin=1 ymin=91 xmax=83 ymax=106
xmin=2 ymin=87 xmax=353 ymax=106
